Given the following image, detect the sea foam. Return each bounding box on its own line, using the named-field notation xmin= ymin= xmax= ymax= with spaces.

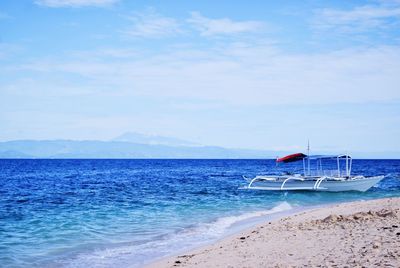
xmin=59 ymin=202 xmax=294 ymax=268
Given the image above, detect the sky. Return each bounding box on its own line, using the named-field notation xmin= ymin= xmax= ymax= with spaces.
xmin=0 ymin=0 xmax=400 ymax=153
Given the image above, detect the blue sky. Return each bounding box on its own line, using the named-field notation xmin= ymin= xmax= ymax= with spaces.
xmin=1 ymin=0 xmax=400 ymax=153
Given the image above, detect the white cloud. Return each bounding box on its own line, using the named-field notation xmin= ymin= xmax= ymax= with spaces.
xmin=35 ymin=0 xmax=118 ymax=8
xmin=121 ymin=10 xmax=265 ymax=38
xmin=14 ymin=43 xmax=400 ymax=106
xmin=188 ymin=12 xmax=264 ymax=36
xmin=312 ymin=1 xmax=400 ymax=33
xmin=122 ymin=9 xmax=181 ymax=38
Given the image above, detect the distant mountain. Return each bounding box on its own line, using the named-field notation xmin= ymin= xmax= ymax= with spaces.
xmin=113 ymin=132 xmax=199 ymax=147
xmin=0 ymin=150 xmax=34 ymax=158
xmin=0 ymin=139 xmax=278 ymax=159
xmin=1 ymin=138 xmax=396 ymax=159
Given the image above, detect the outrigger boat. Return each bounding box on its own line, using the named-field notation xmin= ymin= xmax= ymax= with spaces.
xmin=243 ymin=151 xmax=385 ymax=192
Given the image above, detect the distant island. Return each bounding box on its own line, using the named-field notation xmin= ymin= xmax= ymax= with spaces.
xmin=0 ymin=132 xmax=398 ymax=159
xmin=0 ymin=132 xmax=280 ymax=159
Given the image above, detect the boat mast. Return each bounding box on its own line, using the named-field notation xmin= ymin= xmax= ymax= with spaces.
xmin=307 ymin=140 xmax=310 ymax=176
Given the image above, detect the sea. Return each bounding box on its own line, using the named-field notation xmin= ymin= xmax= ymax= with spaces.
xmin=1 ymin=159 xmax=399 ymax=268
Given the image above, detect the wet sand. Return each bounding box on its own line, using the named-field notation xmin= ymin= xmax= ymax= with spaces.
xmin=147 ymin=197 xmax=400 ymax=268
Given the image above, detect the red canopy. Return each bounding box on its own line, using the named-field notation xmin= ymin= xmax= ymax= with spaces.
xmin=276 ymin=153 xmax=306 ymax=163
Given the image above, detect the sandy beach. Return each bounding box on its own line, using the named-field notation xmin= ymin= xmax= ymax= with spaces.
xmin=147 ymin=197 xmax=400 ymax=268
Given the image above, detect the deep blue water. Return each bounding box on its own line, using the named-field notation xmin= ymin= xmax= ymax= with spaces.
xmin=0 ymin=159 xmax=399 ymax=267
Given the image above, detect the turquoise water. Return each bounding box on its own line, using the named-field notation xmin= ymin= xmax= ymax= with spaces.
xmin=0 ymin=159 xmax=399 ymax=267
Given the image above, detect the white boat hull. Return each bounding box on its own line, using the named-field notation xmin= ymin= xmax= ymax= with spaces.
xmin=243 ymin=176 xmax=384 ymax=192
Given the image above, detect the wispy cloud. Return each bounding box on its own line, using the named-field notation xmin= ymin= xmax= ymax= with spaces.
xmin=188 ymin=12 xmax=264 ymax=36
xmin=13 ymin=43 xmax=400 ymax=105
xmin=35 ymin=0 xmax=118 ymax=8
xmin=122 ymin=9 xmax=182 ymax=38
xmin=312 ymin=1 xmax=400 ymax=33
xmin=120 ymin=9 xmax=266 ymax=39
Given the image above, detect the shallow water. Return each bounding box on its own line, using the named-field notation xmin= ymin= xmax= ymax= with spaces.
xmin=0 ymin=159 xmax=399 ymax=267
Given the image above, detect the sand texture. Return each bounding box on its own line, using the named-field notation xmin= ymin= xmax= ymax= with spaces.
xmin=147 ymin=197 xmax=400 ymax=268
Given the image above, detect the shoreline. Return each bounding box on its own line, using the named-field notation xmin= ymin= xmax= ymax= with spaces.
xmin=137 ymin=202 xmax=310 ymax=267
xmin=146 ymin=197 xmax=400 ymax=267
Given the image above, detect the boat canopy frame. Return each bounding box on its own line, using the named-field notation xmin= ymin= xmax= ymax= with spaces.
xmin=277 ymin=154 xmax=353 ymax=178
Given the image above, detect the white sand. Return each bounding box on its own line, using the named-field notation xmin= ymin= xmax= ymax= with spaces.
xmin=147 ymin=197 xmax=400 ymax=267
